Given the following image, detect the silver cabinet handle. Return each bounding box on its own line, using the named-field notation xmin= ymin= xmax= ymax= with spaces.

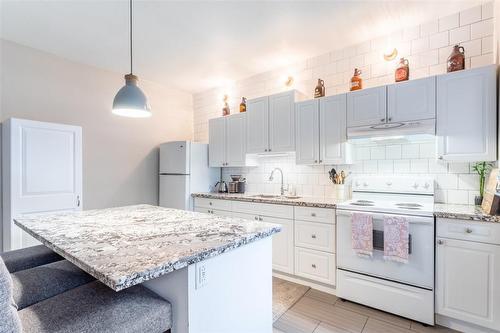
xmin=254 ymin=216 xmax=259 ymax=220
xmin=209 ymin=202 xmax=212 ymax=206
xmin=466 ymin=228 xmax=473 ymax=234
xmin=311 ymin=234 xmax=317 ymax=239
xmin=388 ymin=117 xmax=392 ymax=121
xmin=311 ymin=213 xmax=316 ymax=217
xmin=259 ymin=217 xmax=263 ymax=221
xmin=438 ymin=156 xmax=443 ymax=160
xmin=437 ymin=239 xmax=444 ymax=245
xmin=76 ymin=195 xmax=81 ymax=207
xmin=319 ymin=160 xmax=323 ymax=163
xmin=311 ymin=264 xmax=317 ymax=269
xmin=269 ymin=148 xmax=272 ymax=152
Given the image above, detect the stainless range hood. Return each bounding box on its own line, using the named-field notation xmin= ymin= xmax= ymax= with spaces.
xmin=347 ymin=119 xmax=435 ymax=139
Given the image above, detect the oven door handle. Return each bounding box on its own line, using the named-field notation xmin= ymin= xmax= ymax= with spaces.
xmin=336 ymin=210 xmax=433 ymax=224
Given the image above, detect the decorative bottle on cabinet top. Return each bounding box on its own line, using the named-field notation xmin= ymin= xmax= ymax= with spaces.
xmin=350 ymin=68 xmax=362 ymax=91
xmin=222 ymin=94 xmax=230 ymax=116
xmin=314 ymin=79 xmax=325 ymax=98
xmin=395 ymin=58 xmax=409 ymax=82
xmin=239 ymin=97 xmax=247 ymax=113
xmin=447 ymin=45 xmax=465 ymax=72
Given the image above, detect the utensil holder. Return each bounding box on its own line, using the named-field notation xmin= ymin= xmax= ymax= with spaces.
xmin=333 ymin=184 xmax=351 ymax=200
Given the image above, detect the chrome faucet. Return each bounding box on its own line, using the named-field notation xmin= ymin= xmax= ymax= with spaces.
xmin=269 ymin=167 xmax=288 ymax=196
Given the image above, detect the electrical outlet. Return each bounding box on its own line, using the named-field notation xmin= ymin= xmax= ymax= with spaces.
xmin=196 ymin=262 xmax=208 ymax=289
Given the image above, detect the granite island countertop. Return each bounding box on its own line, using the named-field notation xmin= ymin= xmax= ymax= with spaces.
xmin=192 ymin=192 xmax=342 ymax=209
xmin=14 ymin=204 xmax=281 ymax=291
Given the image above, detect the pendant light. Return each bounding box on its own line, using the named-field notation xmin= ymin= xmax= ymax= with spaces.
xmin=112 ymin=0 xmax=151 ymax=118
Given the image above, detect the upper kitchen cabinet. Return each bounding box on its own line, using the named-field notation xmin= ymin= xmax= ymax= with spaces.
xmin=246 ymin=96 xmax=269 ymax=154
xmin=247 ymin=90 xmax=302 ymax=153
xmin=346 ymin=86 xmax=386 ymax=127
xmin=296 ymin=94 xmax=350 ymax=165
xmin=437 ymin=65 xmax=497 ymax=162
xmin=387 ymin=76 xmax=436 ymax=122
xmin=209 ymin=113 xmax=251 ymax=167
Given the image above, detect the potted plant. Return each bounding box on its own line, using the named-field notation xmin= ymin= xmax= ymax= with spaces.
xmin=472 ymin=161 xmax=493 ymax=205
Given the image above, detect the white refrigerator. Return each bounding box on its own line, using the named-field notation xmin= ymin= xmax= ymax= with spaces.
xmin=159 ymin=141 xmax=219 ymax=210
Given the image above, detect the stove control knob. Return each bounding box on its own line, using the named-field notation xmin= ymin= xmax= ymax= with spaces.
xmin=424 ymin=182 xmax=430 ymax=189
xmin=355 ymin=181 xmax=360 ymax=187
xmin=412 ymin=183 xmax=419 ymax=189
xmin=363 ymin=182 xmax=368 ymax=187
xmin=386 ymin=181 xmax=392 ymax=186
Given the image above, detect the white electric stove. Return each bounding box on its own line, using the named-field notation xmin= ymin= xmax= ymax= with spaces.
xmin=336 ymin=176 xmax=436 ymax=325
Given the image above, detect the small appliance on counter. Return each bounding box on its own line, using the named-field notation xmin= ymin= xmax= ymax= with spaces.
xmin=215 ymin=180 xmax=228 ymax=193
xmin=228 ymin=175 xmax=246 ymax=193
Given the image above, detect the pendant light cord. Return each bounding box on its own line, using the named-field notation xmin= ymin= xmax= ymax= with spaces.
xmin=129 ymin=0 xmax=133 ymax=74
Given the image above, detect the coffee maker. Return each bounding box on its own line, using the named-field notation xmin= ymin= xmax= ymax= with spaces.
xmin=228 ymin=175 xmax=246 ymax=193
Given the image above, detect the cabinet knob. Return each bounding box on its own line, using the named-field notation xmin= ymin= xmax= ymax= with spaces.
xmin=311 ymin=264 xmax=317 ymax=269
xmin=380 ymin=118 xmax=385 ymax=122
xmin=466 ymin=228 xmax=473 ymax=234
xmin=259 ymin=217 xmax=263 ymax=221
xmin=314 ymin=160 xmax=318 ymax=163
xmin=437 ymin=239 xmax=444 ymax=245
xmin=311 ymin=213 xmax=316 ymax=217
xmin=319 ymin=160 xmax=323 ymax=163
xmin=438 ymin=156 xmax=444 ymax=160
xmin=209 ymin=202 xmax=212 ymax=206
xmin=254 ymin=216 xmax=259 ymax=220
xmin=311 ymin=234 xmax=317 ymax=239
xmin=269 ymin=149 xmax=272 ymax=152
xmin=265 ymin=149 xmax=268 ymax=152
xmin=388 ymin=117 xmax=392 ymax=122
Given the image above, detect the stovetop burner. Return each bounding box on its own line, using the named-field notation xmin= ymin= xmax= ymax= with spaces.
xmin=350 ymin=201 xmax=375 ymax=207
xmin=396 ymin=203 xmax=423 ymax=208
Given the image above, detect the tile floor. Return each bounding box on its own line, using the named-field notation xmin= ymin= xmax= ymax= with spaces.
xmin=273 ymin=289 xmax=460 ymax=333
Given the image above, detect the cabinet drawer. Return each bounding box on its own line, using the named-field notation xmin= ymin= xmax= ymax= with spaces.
xmin=295 ymin=221 xmax=335 ymax=253
xmin=194 ymin=198 xmax=232 ymax=211
xmin=437 ymin=218 xmax=500 ymax=245
xmin=295 ymin=206 xmax=335 ymax=224
xmin=194 ymin=207 xmax=232 ymax=217
xmin=231 ymin=201 xmax=293 ymax=219
xmin=294 ymin=247 xmax=336 ymax=285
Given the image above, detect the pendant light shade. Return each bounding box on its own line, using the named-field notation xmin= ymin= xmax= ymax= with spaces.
xmin=112 ymin=0 xmax=151 ymax=118
xmin=112 ymin=74 xmax=151 ymax=118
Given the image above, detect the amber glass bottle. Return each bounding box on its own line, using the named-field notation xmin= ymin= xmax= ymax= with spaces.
xmin=239 ymin=97 xmax=247 ymax=113
xmin=395 ymin=58 xmax=409 ymax=82
xmin=350 ymin=68 xmax=362 ymax=91
xmin=447 ymin=45 xmax=465 ymax=72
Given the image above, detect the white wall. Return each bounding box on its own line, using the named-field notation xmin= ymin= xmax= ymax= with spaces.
xmin=197 ymin=2 xmax=495 ymax=204
xmin=1 ymin=39 xmax=193 ymax=212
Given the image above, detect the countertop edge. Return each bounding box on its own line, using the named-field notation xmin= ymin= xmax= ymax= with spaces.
xmin=14 ymin=218 xmax=281 ymax=291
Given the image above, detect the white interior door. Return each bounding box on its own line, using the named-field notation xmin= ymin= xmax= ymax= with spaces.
xmin=3 ymin=118 xmax=82 ymax=250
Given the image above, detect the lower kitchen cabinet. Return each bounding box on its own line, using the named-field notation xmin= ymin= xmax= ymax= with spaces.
xmin=436 ymin=219 xmax=500 ymax=331
xmin=194 ymin=197 xmax=336 ymax=287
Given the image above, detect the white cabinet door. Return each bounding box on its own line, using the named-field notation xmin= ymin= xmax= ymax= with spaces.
xmin=388 ymin=76 xmax=436 ymax=122
xmin=264 ymin=216 xmax=294 ymax=274
xmin=320 ymin=94 xmax=347 ymax=164
xmin=295 ymin=99 xmax=319 ymax=165
xmin=269 ymin=91 xmax=295 ymax=152
xmin=208 ymin=117 xmax=226 ymax=167
xmin=225 ymin=113 xmax=246 ymax=167
xmin=347 ymin=86 xmax=387 ymax=127
xmin=437 ymin=65 xmax=497 ymax=161
xmin=3 ymin=118 xmax=82 ymax=250
xmin=436 ymin=238 xmax=500 ymax=330
xmin=246 ymin=96 xmax=269 ymax=153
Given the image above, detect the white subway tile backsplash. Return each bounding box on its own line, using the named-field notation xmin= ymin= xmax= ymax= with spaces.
xmin=403 ymin=25 xmax=420 ymax=41
xmin=393 ymin=159 xmax=411 ymax=173
xmin=458 ymin=174 xmax=479 ymax=190
xmin=370 ymin=146 xmax=386 ymax=160
xmin=378 ymin=160 xmax=394 ymax=173
xmin=385 ymin=145 xmax=402 ymax=159
xmin=471 ymin=53 xmax=494 ymax=68
xmin=420 ymin=20 xmax=439 ymax=36
xmin=437 ymin=174 xmax=459 ymax=189
xmin=428 ymin=160 xmax=448 ymax=174
xmin=482 ymin=1 xmax=494 ymax=19
xmin=449 ymin=25 xmax=471 ymax=44
xmin=460 ymin=5 xmax=482 ymax=26
xmin=402 ymin=144 xmax=420 ymax=159
xmin=411 ymin=37 xmax=430 ymax=54
xmin=410 ymin=159 xmax=429 ymax=173
xmin=363 ymin=160 xmax=378 ymax=173
xmin=448 ymin=162 xmax=470 ymax=174
xmin=482 ymin=35 xmax=493 ymax=53
xmin=429 ymin=31 xmax=449 ymax=49
xmin=439 ymin=13 xmax=459 ymax=32
xmin=447 ymin=190 xmax=469 ymax=204
xmin=470 ymin=18 xmax=493 ymax=39
xmin=419 ymin=143 xmax=436 ymax=158
xmin=461 ymin=38 xmax=482 ymax=57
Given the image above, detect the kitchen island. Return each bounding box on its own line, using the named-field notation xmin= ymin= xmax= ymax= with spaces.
xmin=14 ymin=204 xmax=281 ymax=333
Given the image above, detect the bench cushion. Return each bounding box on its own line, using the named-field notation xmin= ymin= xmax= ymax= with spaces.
xmin=1 ymin=245 xmax=63 ymax=273
xmin=19 ymin=281 xmax=172 ymax=333
xmin=12 ymin=260 xmax=95 ymax=310
xmin=0 ymin=257 xmax=22 ymax=333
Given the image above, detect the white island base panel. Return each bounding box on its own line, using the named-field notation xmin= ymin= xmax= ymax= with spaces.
xmin=144 ymin=237 xmax=273 ymax=333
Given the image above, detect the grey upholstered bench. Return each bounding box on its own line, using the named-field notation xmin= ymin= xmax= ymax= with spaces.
xmin=1 ymin=245 xmax=63 ymax=273
xmin=1 ymin=257 xmax=172 ymax=333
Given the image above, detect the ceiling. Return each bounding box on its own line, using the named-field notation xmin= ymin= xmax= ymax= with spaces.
xmin=1 ymin=0 xmax=482 ymax=93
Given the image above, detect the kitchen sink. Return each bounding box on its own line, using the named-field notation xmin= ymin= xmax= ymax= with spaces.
xmin=251 ymin=194 xmax=301 ymax=200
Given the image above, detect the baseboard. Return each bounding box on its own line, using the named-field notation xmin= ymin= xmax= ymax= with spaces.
xmin=436 ymin=314 xmax=500 ymax=333
xmin=273 ymin=270 xmax=336 ymax=295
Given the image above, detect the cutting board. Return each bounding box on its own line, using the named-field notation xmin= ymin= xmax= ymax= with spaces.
xmin=481 ymin=168 xmax=500 ymax=214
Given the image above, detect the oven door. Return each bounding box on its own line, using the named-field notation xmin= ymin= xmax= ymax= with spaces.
xmin=336 ymin=210 xmax=434 ymax=289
